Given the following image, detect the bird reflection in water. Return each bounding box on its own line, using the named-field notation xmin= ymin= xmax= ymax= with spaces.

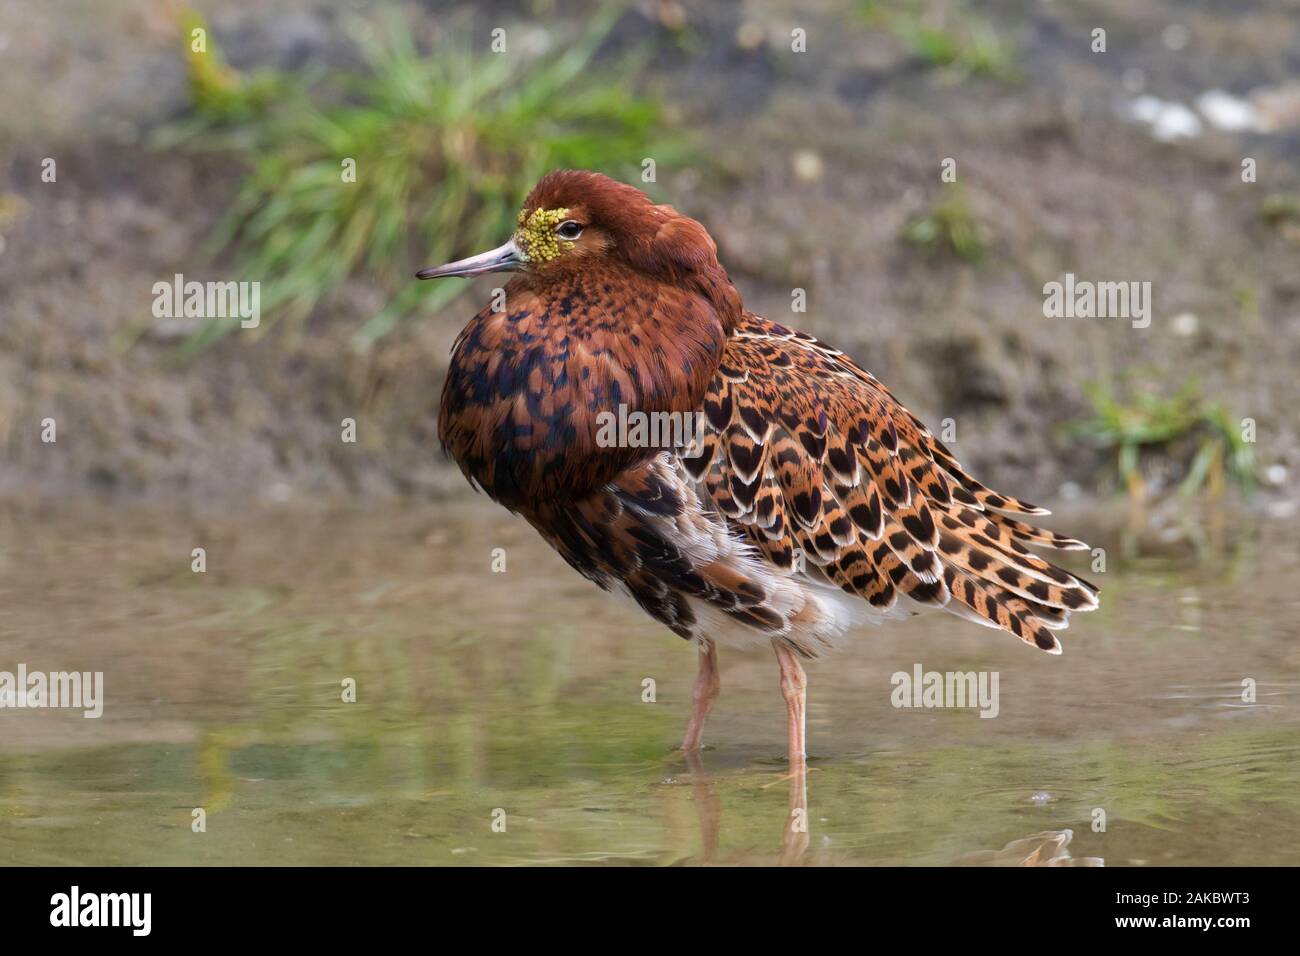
xmin=674 ymin=748 xmax=809 ymax=866
xmin=675 ymin=752 xmax=1101 ymax=867
xmin=954 ymin=828 xmax=1104 ymax=867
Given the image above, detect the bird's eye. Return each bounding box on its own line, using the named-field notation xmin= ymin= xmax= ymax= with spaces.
xmin=554 ymin=220 xmax=583 ymax=240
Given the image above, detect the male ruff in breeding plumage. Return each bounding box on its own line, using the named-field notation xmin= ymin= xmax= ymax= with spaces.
xmin=419 ymin=170 xmax=1099 ymax=772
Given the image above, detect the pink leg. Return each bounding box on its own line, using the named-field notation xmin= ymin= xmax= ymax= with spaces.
xmin=680 ymin=642 xmax=720 ymax=752
xmin=773 ymin=640 xmax=809 ymax=863
xmin=773 ymin=640 xmax=807 ymax=771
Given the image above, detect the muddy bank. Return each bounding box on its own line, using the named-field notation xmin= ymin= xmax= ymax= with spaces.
xmin=1 ymin=0 xmax=1298 ymax=505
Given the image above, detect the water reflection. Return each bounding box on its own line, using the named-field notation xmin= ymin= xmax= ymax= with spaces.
xmin=954 ymin=829 xmax=1104 ymax=867
xmin=671 ymin=751 xmax=808 ymax=865
xmin=1 ymin=496 xmax=1298 ymax=865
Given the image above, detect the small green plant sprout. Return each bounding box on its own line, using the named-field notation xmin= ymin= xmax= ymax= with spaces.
xmin=179 ymin=9 xmax=285 ymax=125
xmin=163 ymin=5 xmax=685 ymax=356
xmin=903 ymin=184 xmax=987 ymax=262
xmin=1071 ymin=380 xmax=1256 ymax=501
xmin=1259 ymin=192 xmax=1300 ymax=227
xmin=861 ymin=0 xmax=1020 ymax=82
xmin=1259 ymin=192 xmax=1300 ymax=246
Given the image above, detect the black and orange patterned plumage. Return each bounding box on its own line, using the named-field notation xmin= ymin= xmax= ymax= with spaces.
xmin=421 ymin=170 xmax=1098 ymax=767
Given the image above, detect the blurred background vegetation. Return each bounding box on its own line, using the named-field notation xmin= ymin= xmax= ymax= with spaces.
xmin=162 ymin=5 xmax=684 ymax=353
xmin=3 ymin=0 xmax=1300 ymax=870
xmin=1 ymin=0 xmax=1297 ymax=513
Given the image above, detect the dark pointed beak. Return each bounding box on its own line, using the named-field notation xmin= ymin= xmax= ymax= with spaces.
xmin=416 ymin=238 xmax=524 ymax=280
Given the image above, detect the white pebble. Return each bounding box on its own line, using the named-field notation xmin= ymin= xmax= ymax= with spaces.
xmin=1196 ymin=89 xmax=1258 ymax=132
xmin=1162 ymin=24 xmax=1189 ymax=51
xmin=1152 ymin=102 xmax=1203 ymax=141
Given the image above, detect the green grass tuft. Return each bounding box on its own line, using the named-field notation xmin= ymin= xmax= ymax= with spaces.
xmin=903 ymin=185 xmax=987 ymax=262
xmin=1071 ymin=380 xmax=1256 ymax=500
xmin=160 ymin=6 xmax=687 ymax=355
xmin=861 ymin=0 xmax=1019 ymax=82
xmin=1259 ymin=192 xmax=1300 ymax=227
xmin=178 ymin=10 xmax=286 ymax=124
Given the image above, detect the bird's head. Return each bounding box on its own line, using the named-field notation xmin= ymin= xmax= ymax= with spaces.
xmin=431 ymin=172 xmax=740 ymax=504
xmin=417 ymin=170 xmax=733 ymax=305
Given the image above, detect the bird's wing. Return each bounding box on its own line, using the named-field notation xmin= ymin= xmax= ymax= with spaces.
xmin=682 ymin=314 xmax=1099 ymax=653
xmin=523 ymin=455 xmax=816 ymax=646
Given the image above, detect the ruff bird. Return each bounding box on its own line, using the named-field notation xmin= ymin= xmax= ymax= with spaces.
xmin=420 ymin=170 xmax=1099 ymax=771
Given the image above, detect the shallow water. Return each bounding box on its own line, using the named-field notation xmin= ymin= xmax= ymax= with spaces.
xmin=1 ymin=495 xmax=1297 ymax=866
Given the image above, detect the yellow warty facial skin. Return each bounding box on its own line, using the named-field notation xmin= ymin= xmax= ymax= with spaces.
xmin=515 ymin=207 xmax=572 ymax=263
